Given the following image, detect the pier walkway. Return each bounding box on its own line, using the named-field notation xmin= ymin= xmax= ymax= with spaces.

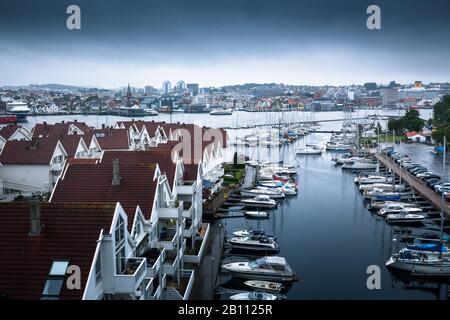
xmin=374 ymin=153 xmax=450 ymax=218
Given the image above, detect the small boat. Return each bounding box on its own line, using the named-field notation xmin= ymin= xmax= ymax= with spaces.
xmin=222 ymin=256 xmax=297 ymax=281
xmin=378 ymin=205 xmax=423 ymax=217
xmin=210 ymin=108 xmax=233 ymax=115
xmin=296 ymin=147 xmax=323 ymax=155
xmin=232 ymin=228 xmax=274 ymax=238
xmin=354 ymin=175 xmax=390 ymax=185
xmin=281 ymin=186 xmax=297 ymax=196
xmin=244 ymin=211 xmax=269 ymax=219
xmin=367 ymin=201 xmax=417 ymax=211
xmin=241 ymin=195 xmax=277 ymax=208
xmin=144 ymin=108 xmax=158 ymax=116
xmin=229 ymin=291 xmax=277 ymax=300
xmin=228 ymin=235 xmax=279 ymax=252
xmin=386 ymin=252 xmax=450 ymax=276
xmin=342 ymin=162 xmax=378 ymax=170
xmin=244 ymin=280 xmax=284 ymax=293
xmin=385 ymin=213 xmax=426 ymax=224
xmin=240 ymin=187 xmax=285 ymax=199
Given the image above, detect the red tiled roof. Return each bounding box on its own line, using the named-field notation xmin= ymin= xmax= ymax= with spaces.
xmin=101 ymin=150 xmax=176 ymax=187
xmin=0 ymin=124 xmax=22 ymax=140
xmin=92 ymin=128 xmax=130 ymax=150
xmin=405 ymin=131 xmax=418 ymax=137
xmin=0 ymin=138 xmax=62 ymax=165
xmin=58 ymin=136 xmax=85 ymax=158
xmin=0 ymin=202 xmax=115 ymax=300
xmin=32 ymin=121 xmax=92 ymax=138
xmin=51 ymin=160 xmax=157 ymax=222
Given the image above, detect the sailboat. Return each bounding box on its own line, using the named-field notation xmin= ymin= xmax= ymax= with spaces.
xmin=386 ymin=136 xmax=450 ymax=276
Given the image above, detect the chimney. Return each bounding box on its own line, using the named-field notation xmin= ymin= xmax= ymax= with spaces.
xmin=112 ymin=159 xmax=120 ymax=186
xmin=29 ymin=200 xmax=42 ymax=236
xmin=102 ymin=124 xmax=105 ymax=129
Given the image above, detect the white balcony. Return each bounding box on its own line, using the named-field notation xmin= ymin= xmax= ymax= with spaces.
xmin=114 ymin=257 xmax=147 ymax=294
xmin=177 ymin=181 xmax=196 ymax=195
xmin=139 ymin=277 xmax=154 ymax=300
xmin=50 ymin=162 xmax=64 ymax=172
xmin=158 ymin=201 xmax=183 ymax=219
xmin=162 ymin=253 xmax=179 ymax=275
xmin=142 ymin=248 xmax=165 ymax=278
xmin=157 ymin=229 xmax=178 ymax=250
xmin=183 ymin=220 xmax=194 ymax=238
xmin=182 ymin=202 xmax=193 ymax=219
xmin=163 ymin=270 xmax=195 ymax=300
xmin=184 ymin=223 xmax=210 ymax=264
xmin=146 ymin=274 xmax=166 ymax=300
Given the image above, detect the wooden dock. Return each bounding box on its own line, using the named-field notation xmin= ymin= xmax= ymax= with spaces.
xmin=374 ymin=153 xmax=450 ymax=218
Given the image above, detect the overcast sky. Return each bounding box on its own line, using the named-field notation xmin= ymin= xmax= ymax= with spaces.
xmin=0 ymin=0 xmax=449 ymax=88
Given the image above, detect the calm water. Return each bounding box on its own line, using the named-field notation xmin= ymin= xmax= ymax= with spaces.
xmin=24 ymin=109 xmax=450 ymax=299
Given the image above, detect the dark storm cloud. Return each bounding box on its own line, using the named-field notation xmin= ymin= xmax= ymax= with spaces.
xmin=0 ymin=0 xmax=449 ymax=86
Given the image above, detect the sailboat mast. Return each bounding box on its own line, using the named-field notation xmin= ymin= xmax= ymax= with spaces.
xmin=441 ymin=135 xmax=446 ymax=244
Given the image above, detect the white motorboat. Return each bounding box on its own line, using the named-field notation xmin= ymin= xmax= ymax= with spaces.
xmin=367 ymin=201 xmax=417 ymax=211
xmin=228 ymin=236 xmax=279 ymax=252
xmin=144 ymin=108 xmax=158 ymax=116
xmin=229 ymin=291 xmax=277 ymax=300
xmin=232 ymin=228 xmax=274 ymax=238
xmin=378 ymin=205 xmax=422 ymax=217
xmin=359 ymin=183 xmax=405 ymax=192
xmin=244 ymin=280 xmax=284 ymax=293
xmin=241 ymin=187 xmax=285 ymax=199
xmin=241 ymin=195 xmax=277 ymax=208
xmin=222 ymin=256 xmax=297 ymax=281
xmin=385 ymin=213 xmax=426 ymax=224
xmin=354 ymin=175 xmax=390 ymax=184
xmin=244 ymin=211 xmax=269 ymax=219
xmin=281 ymin=186 xmax=297 ymax=196
xmin=342 ymin=162 xmax=378 ymax=170
xmin=210 ymin=108 xmax=233 ymax=115
xmin=296 ymin=147 xmax=323 ymax=155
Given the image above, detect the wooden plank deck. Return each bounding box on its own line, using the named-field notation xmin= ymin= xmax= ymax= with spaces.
xmin=374 ymin=153 xmax=450 ymax=218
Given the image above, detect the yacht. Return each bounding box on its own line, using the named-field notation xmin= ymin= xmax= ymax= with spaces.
xmin=367 ymin=201 xmax=417 ymax=211
xmin=210 ymin=108 xmax=233 ymax=115
xmin=342 ymin=162 xmax=378 ymax=170
xmin=222 ymin=256 xmax=297 ymax=281
xmin=241 ymin=195 xmax=277 ymax=208
xmin=232 ymin=228 xmax=274 ymax=238
xmin=6 ymin=100 xmax=30 ymax=122
xmin=296 ymin=147 xmax=323 ymax=155
xmin=385 ymin=212 xmax=426 ymax=224
xmin=378 ymin=205 xmax=422 ymax=217
xmin=228 ymin=235 xmax=279 ymax=252
xmin=229 ymin=291 xmax=277 ymax=300
xmin=144 ymin=108 xmax=158 ymax=116
xmin=244 ymin=280 xmax=284 ymax=293
xmin=354 ymin=175 xmax=390 ymax=185
xmin=241 ymin=187 xmax=285 ymax=199
xmin=386 ymin=251 xmax=450 ymax=276
xmin=281 ymin=185 xmax=298 ymax=196
xmin=359 ymin=183 xmax=405 ymax=193
xmin=244 ymin=211 xmax=269 ymax=219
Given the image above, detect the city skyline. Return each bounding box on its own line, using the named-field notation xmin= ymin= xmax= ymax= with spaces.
xmin=1 ymin=0 xmax=450 ymax=87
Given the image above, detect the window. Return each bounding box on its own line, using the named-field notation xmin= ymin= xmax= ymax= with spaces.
xmin=95 ymin=256 xmax=102 ymax=284
xmin=41 ymin=260 xmax=69 ymax=300
xmin=115 ymin=215 xmax=126 ymax=274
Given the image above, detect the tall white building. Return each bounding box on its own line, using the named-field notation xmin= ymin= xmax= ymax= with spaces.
xmin=162 ymin=81 xmax=171 ymax=95
xmin=176 ymin=80 xmax=186 ymax=92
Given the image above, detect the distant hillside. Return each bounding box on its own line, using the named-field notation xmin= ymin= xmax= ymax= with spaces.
xmin=31 ymin=83 xmax=103 ymax=91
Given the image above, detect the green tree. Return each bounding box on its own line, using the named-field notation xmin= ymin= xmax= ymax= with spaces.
xmin=432 ymin=95 xmax=450 ymax=143
xmin=402 ymin=108 xmax=425 ymax=132
xmin=388 ymin=118 xmax=404 ymax=133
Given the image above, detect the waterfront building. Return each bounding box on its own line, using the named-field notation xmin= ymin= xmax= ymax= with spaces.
xmin=162 ymin=81 xmax=172 ymax=95
xmin=0 ymin=124 xmax=32 ymax=150
xmin=382 ymin=88 xmax=399 ymax=108
xmin=187 ymin=83 xmax=199 ymax=96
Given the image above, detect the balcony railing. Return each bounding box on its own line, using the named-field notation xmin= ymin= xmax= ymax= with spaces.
xmin=182 ymin=202 xmax=193 ymax=219
xmin=114 ymin=257 xmax=147 ymax=294
xmin=162 ymin=253 xmax=179 ymax=275
xmin=142 ymin=248 xmax=165 ymax=278
xmin=50 ymin=162 xmax=64 ymax=172
xmin=183 ymin=219 xmax=194 ymax=238
xmin=177 ymin=181 xmax=196 ymax=195
xmin=139 ymin=277 xmax=154 ymax=300
xmin=157 ymin=229 xmax=178 ymax=250
xmin=159 ymin=200 xmax=183 ymax=219
xmin=184 ymin=223 xmax=210 ymax=264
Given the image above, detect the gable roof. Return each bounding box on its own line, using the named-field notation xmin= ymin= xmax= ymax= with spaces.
xmin=58 ymin=136 xmax=86 ymax=158
xmin=101 ymin=149 xmax=177 ymax=187
xmin=0 ymin=202 xmax=115 ymax=300
xmin=0 ymin=138 xmax=64 ymax=165
xmin=0 ymin=125 xmax=23 ymax=140
xmin=91 ymin=128 xmax=130 ymax=150
xmin=51 ymin=160 xmax=158 ymax=221
xmin=32 ymin=121 xmax=92 ymax=138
